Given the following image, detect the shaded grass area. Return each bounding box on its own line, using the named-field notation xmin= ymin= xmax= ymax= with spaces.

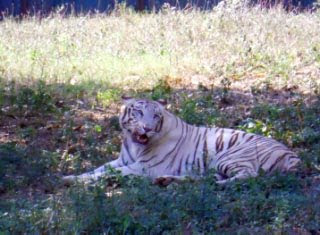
xmin=1 ymin=171 xmax=319 ymax=234
xmin=0 ymin=78 xmax=320 ymax=233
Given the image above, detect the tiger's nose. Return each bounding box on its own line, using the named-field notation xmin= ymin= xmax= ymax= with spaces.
xmin=143 ymin=126 xmax=152 ymax=132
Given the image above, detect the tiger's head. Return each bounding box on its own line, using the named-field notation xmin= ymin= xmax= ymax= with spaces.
xmin=119 ymin=98 xmax=166 ymax=145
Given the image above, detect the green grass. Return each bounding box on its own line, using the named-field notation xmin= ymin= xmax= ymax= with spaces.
xmin=0 ymin=6 xmax=320 ymax=234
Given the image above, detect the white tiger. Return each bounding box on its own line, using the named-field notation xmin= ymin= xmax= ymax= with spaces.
xmin=63 ymin=98 xmax=300 ymax=185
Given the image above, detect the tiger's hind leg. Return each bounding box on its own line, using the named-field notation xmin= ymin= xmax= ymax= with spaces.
xmin=214 ymin=173 xmax=228 ymax=181
xmin=216 ymin=169 xmax=258 ymax=184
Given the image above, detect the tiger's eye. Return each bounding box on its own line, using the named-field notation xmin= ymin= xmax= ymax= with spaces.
xmin=132 ymin=110 xmax=143 ymax=118
xmin=154 ymin=114 xmax=161 ymax=120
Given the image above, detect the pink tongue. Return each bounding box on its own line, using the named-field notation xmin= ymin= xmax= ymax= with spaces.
xmin=138 ymin=135 xmax=148 ymax=142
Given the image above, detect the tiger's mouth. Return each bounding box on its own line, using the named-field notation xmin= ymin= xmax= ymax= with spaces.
xmin=133 ymin=133 xmax=149 ymax=145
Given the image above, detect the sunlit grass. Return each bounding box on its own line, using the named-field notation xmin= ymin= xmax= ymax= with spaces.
xmin=0 ymin=7 xmax=319 ymax=91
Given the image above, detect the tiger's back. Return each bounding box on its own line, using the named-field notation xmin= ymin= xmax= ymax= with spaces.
xmin=146 ymin=113 xmax=300 ymax=183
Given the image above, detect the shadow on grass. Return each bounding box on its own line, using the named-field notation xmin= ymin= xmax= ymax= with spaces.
xmin=0 ymin=78 xmax=319 ymax=233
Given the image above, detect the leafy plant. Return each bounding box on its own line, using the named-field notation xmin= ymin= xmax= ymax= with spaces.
xmin=177 ymin=95 xmax=224 ymax=126
xmin=150 ymin=79 xmax=172 ymax=100
xmin=238 ymin=118 xmax=274 ymax=137
xmin=220 ymin=77 xmax=232 ymax=103
xmin=7 ymin=81 xmax=57 ymax=113
xmin=96 ymin=89 xmax=121 ymax=108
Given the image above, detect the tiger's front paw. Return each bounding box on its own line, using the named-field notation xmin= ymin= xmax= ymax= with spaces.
xmin=153 ymin=176 xmax=176 ymax=187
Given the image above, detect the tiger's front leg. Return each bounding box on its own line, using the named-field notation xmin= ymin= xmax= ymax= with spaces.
xmin=62 ymin=141 xmax=138 ymax=185
xmin=62 ymin=159 xmax=123 ymax=184
xmin=62 ymin=162 xmax=145 ymax=185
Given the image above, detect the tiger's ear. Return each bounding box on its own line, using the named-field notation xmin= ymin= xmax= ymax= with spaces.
xmin=156 ymin=99 xmax=167 ymax=106
xmin=121 ymin=95 xmax=135 ymax=105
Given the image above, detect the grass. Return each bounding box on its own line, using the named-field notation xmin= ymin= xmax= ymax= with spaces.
xmin=0 ymin=7 xmax=320 ymax=91
xmin=0 ymin=5 xmax=320 ymax=234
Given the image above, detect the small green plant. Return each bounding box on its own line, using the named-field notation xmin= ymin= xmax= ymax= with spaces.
xmin=10 ymin=81 xmax=56 ymax=113
xmin=96 ymin=89 xmax=121 ymax=108
xmin=220 ymin=77 xmax=232 ymax=103
xmin=150 ymin=79 xmax=172 ymax=100
xmin=19 ymin=126 xmax=37 ymax=140
xmin=178 ymin=98 xmax=199 ymax=124
xmin=238 ymin=118 xmax=274 ymax=137
xmin=177 ymin=95 xmax=223 ymax=126
xmin=221 ymin=77 xmax=231 ymax=95
xmin=94 ymin=124 xmax=102 ymax=133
